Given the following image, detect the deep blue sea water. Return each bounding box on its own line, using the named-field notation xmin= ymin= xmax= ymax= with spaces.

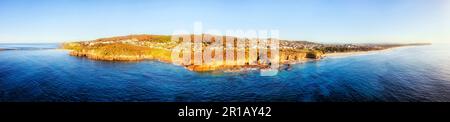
xmin=1 ymin=43 xmax=449 ymax=102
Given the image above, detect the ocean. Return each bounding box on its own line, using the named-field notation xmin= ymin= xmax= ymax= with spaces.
xmin=0 ymin=43 xmax=449 ymax=102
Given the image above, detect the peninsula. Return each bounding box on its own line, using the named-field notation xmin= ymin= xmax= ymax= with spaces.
xmin=61 ymin=34 xmax=430 ymax=72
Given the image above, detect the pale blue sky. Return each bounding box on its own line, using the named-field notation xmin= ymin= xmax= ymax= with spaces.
xmin=0 ymin=0 xmax=449 ymax=43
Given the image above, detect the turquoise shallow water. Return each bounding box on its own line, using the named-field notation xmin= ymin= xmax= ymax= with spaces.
xmin=0 ymin=44 xmax=449 ymax=102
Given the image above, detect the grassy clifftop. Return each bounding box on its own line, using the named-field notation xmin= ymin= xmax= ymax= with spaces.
xmin=63 ymin=42 xmax=172 ymax=61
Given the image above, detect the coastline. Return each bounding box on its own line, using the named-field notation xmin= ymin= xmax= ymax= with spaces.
xmin=323 ymin=51 xmax=374 ymax=58
xmin=322 ymin=45 xmax=416 ymax=58
xmin=59 ymin=34 xmax=431 ymax=72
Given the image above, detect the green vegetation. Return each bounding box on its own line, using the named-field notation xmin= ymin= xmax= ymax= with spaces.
xmin=95 ymin=34 xmax=172 ymax=43
xmin=61 ymin=42 xmax=84 ymax=51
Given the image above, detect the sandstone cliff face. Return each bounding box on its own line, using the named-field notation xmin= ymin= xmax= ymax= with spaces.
xmin=69 ymin=51 xmax=145 ymax=61
xmin=306 ymin=50 xmax=324 ymax=59
xmin=280 ymin=51 xmax=308 ymax=64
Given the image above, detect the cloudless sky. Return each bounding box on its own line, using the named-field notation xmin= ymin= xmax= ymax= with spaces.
xmin=0 ymin=0 xmax=449 ymax=43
